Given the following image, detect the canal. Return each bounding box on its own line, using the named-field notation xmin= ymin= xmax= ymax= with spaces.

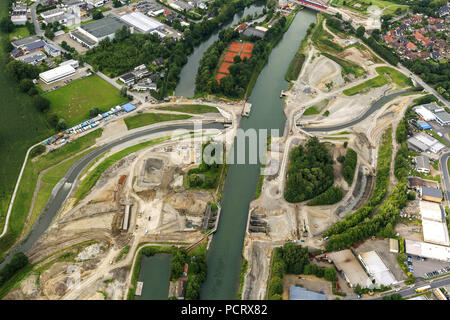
xmin=136 ymin=253 xmax=172 ymax=300
xmin=200 ymin=9 xmax=317 ymax=299
xmin=175 ymin=3 xmax=266 ymax=98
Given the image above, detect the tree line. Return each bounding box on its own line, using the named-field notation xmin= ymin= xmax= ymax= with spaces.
xmin=0 ymin=252 xmax=28 ymax=287
xmin=284 ymin=137 xmax=334 ymax=203
xmin=342 ymin=148 xmax=357 ymax=185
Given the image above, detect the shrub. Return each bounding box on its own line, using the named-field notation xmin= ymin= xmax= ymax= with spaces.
xmin=306 ymin=186 xmax=343 ymax=206
xmin=30 ymin=144 xmax=46 ymax=158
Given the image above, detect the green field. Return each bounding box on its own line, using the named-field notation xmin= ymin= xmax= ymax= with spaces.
xmin=124 ymin=113 xmax=192 ymax=130
xmin=375 ymin=66 xmax=412 ymax=88
xmin=156 ymin=105 xmax=219 ymax=114
xmin=303 ymin=106 xmax=320 ymax=115
xmin=331 ymin=0 xmax=408 ymax=15
xmin=9 ymin=26 xmax=30 ymax=40
xmin=0 ymin=129 xmax=102 ymax=258
xmin=311 ymin=15 xmax=344 ymax=55
xmin=0 ymin=2 xmax=53 ymax=245
xmin=43 ymin=75 xmax=128 ymax=126
xmin=343 ymin=66 xmax=412 ymax=96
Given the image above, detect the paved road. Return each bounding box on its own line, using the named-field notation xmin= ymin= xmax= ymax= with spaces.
xmin=30 ymin=3 xmax=43 ymax=37
xmin=374 ymin=275 xmax=450 ymax=299
xmin=439 ymin=152 xmax=450 ymax=202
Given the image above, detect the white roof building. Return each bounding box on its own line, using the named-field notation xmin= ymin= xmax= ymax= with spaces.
xmin=327 ymin=250 xmax=373 ymax=288
xmin=420 ymin=200 xmax=444 ymax=222
xmin=358 ymin=251 xmax=396 ymax=287
xmin=414 ymin=106 xmax=436 ymax=121
xmin=39 ymin=64 xmax=76 ymax=84
xmin=405 ymin=239 xmax=450 ymax=262
xmin=119 ymin=12 xmax=164 ymax=34
xmin=422 ymin=219 xmax=450 ymax=246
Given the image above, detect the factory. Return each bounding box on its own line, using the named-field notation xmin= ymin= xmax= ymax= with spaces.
xmin=405 ymin=239 xmax=450 ymax=262
xmin=415 ymin=103 xmax=450 ymax=126
xmin=69 ymin=15 xmax=131 ymax=49
xmin=119 ymin=11 xmax=165 ymax=35
xmin=357 ymin=251 xmax=397 ymax=287
xmin=419 ymin=200 xmax=449 ymax=246
xmin=39 ymin=64 xmax=76 ymax=85
xmin=407 ymin=132 xmax=445 ymax=154
xmin=327 ymin=249 xmax=373 ymax=288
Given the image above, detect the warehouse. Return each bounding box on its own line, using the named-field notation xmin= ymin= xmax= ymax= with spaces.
xmin=358 ymin=251 xmax=396 ymax=287
xmin=39 ymin=64 xmax=76 ymax=84
xmin=420 ymin=200 xmax=444 ymax=222
xmin=121 ymin=103 xmax=137 ymax=113
xmin=414 ymin=156 xmax=430 ymax=173
xmin=420 ymin=102 xmax=450 ymax=126
xmin=407 ymin=132 xmax=445 ymax=154
xmin=414 ymin=105 xmax=436 ymax=121
xmin=405 ymin=239 xmax=450 ymax=262
xmin=421 ymin=186 xmax=443 ymax=203
xmin=70 ymin=15 xmax=130 ymax=49
xmin=422 ymin=219 xmax=450 ymax=246
xmin=327 ymin=250 xmax=372 ymax=288
xmin=120 ymin=11 xmax=164 ymax=34
xmin=17 ymin=51 xmax=47 ymax=65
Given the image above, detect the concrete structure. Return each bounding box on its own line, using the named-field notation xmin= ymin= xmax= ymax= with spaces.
xmin=421 ymin=186 xmax=443 ymax=203
xmin=122 ymin=204 xmax=131 ymax=231
xmin=69 ymin=15 xmax=130 ymax=49
xmin=405 ymin=239 xmax=450 ymax=262
xmin=422 ymin=219 xmax=450 ymax=246
xmin=17 ymin=51 xmax=47 ymax=65
xmin=289 ymin=286 xmax=326 ymax=300
xmin=389 ymin=239 xmax=399 ymax=253
xmin=414 ymin=156 xmax=430 ymax=173
xmin=358 ymin=251 xmax=396 ymax=287
xmin=327 ymin=250 xmax=372 ymax=288
xmin=119 ymin=11 xmax=164 ymax=34
xmin=11 ymin=2 xmax=28 ymax=25
xmin=44 ymin=43 xmax=61 ymax=57
xmin=59 ymin=59 xmax=79 ymax=69
xmin=407 ymin=132 xmax=445 ymax=154
xmin=39 ymin=64 xmax=76 ymax=84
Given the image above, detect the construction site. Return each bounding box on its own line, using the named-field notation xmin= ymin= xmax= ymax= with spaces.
xmin=241 ymin=16 xmax=423 ymax=300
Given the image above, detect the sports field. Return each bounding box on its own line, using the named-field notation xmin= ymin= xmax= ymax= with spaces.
xmin=216 ymin=41 xmax=254 ymax=83
xmin=43 ymin=75 xmax=128 ymax=126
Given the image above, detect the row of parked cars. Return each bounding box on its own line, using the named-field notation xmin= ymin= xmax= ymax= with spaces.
xmin=424 ymin=266 xmax=450 ymax=278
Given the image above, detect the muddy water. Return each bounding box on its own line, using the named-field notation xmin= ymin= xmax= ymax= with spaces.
xmin=200 ymin=10 xmax=317 ymax=299
xmin=136 ymin=253 xmax=172 ymax=300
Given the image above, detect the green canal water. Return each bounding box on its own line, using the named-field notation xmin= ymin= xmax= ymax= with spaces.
xmin=137 ymin=9 xmax=317 ymax=300
xmin=136 ymin=253 xmax=172 ymax=300
xmin=200 ymin=10 xmax=317 ymax=299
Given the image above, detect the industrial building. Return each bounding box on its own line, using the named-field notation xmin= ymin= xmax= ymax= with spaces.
xmin=407 ymin=132 xmax=445 ymax=154
xmin=121 ymin=103 xmax=137 ymax=113
xmin=119 ymin=11 xmax=164 ymax=34
xmin=421 ymin=186 xmax=443 ymax=203
xmin=405 ymin=239 xmax=450 ymax=262
xmin=11 ymin=35 xmax=40 ymax=49
xmin=358 ymin=251 xmax=396 ymax=287
xmin=327 ymin=249 xmax=372 ymax=288
xmin=414 ymin=156 xmax=430 ymax=173
xmin=289 ymin=286 xmax=326 ymax=300
xmin=242 ymin=26 xmax=266 ymax=38
xmin=59 ymin=59 xmax=79 ymax=69
xmin=69 ymin=15 xmax=130 ymax=49
xmin=39 ymin=64 xmax=76 ymax=84
xmin=389 ymin=239 xmax=399 ymax=253
xmin=44 ymin=43 xmax=61 ymax=57
xmin=17 ymin=51 xmax=47 ymax=65
xmin=419 ymin=200 xmax=449 ymax=246
xmin=119 ymin=73 xmax=135 ymax=86
xmin=11 ymin=2 xmax=28 ymax=25
xmin=418 ymin=102 xmax=450 ymax=126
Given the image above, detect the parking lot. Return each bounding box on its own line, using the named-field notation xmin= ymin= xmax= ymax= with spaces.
xmin=406 ymin=254 xmax=450 ymax=278
xmin=427 ymin=120 xmax=450 ymax=145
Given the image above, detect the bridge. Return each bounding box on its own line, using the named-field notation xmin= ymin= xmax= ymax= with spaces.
xmin=289 ymin=0 xmax=330 ymax=12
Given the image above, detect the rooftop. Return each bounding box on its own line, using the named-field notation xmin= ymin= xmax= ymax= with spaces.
xmin=358 ymin=251 xmax=396 ymax=287
xmin=80 ymin=15 xmax=128 ymax=39
xmin=422 ymin=219 xmax=450 ymax=246
xmin=289 ymin=286 xmax=326 ymax=300
xmin=120 ymin=11 xmax=163 ymax=33
xmin=415 ymin=156 xmax=430 ymax=171
xmin=405 ymin=239 xmax=450 ymax=262
xmin=327 ymin=249 xmax=372 ymax=288
xmin=422 ymin=186 xmax=443 ymax=200
xmin=11 ymin=35 xmax=40 ymax=48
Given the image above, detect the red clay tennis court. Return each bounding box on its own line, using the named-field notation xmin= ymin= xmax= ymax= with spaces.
xmin=215 ymin=73 xmax=228 ymax=82
xmin=218 ymin=62 xmax=232 ymax=74
xmin=240 ymin=52 xmax=252 ymax=60
xmin=242 ymin=42 xmax=254 ymax=53
xmin=229 ymin=41 xmax=244 ymax=52
xmin=224 ymin=51 xmax=238 ymax=63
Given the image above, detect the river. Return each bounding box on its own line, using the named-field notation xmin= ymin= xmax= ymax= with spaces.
xmin=200 ymin=9 xmax=317 ymax=299
xmin=175 ymin=3 xmax=266 ymax=98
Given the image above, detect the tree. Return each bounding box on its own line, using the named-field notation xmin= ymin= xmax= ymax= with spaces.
xmin=407 ymin=191 xmax=416 ymax=200
xmin=113 ymin=0 xmax=122 ymax=8
xmin=356 ymin=26 xmax=366 ymax=38
xmin=120 ymin=86 xmax=128 ymax=97
xmin=19 ymin=79 xmax=34 ymax=93
xmin=47 ymin=113 xmax=59 ymax=127
xmin=269 ymin=277 xmax=283 ymax=296
xmin=45 ymin=28 xmax=55 ymax=40
xmin=0 ymin=17 xmax=15 ymax=33
xmin=324 ymin=267 xmax=337 ymax=282
xmin=92 ymin=10 xmax=104 ymax=20
xmin=56 ymin=118 xmax=67 ymax=131
xmin=89 ymin=107 xmax=101 ymax=117
xmin=33 ymin=95 xmax=50 ymax=112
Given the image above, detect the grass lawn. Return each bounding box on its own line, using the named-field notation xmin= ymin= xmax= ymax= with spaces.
xmin=375 ymin=66 xmax=412 ymax=88
xmin=303 ymin=106 xmax=320 ymax=115
xmin=8 ymin=26 xmax=30 ymax=40
xmin=124 ymin=113 xmax=192 ymax=130
xmin=43 ymin=75 xmax=128 ymax=127
xmin=0 ymin=129 xmax=102 ymax=258
xmin=0 ymin=1 xmax=54 ymax=248
xmin=311 ymin=15 xmax=344 ymax=55
xmin=343 ymin=74 xmax=388 ymax=96
xmin=156 ymin=105 xmax=219 ymax=114
xmin=331 ymin=0 xmax=408 ymax=15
